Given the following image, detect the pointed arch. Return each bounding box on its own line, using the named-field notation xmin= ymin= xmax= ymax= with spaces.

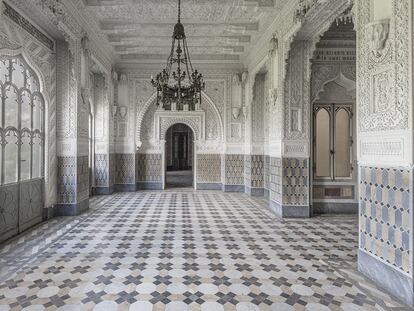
xmin=312 ymin=72 xmax=356 ymax=104
xmin=0 ymin=48 xmax=49 ymax=101
xmin=136 ymin=91 xmax=224 ymax=146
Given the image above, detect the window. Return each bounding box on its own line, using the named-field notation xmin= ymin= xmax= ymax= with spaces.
xmin=0 ymin=56 xmax=45 ymax=185
xmin=313 ymin=104 xmax=353 ymax=180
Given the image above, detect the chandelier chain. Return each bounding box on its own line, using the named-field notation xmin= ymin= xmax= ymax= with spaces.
xmin=178 ymin=0 xmax=181 ymax=23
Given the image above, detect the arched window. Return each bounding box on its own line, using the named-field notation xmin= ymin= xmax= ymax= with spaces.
xmin=0 ymin=56 xmax=45 ymax=185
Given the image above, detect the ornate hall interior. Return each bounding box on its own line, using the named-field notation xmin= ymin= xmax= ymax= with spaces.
xmin=0 ymin=0 xmax=413 ymax=310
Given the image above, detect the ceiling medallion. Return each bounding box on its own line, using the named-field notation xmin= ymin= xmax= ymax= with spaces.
xmin=150 ymin=0 xmax=205 ymax=111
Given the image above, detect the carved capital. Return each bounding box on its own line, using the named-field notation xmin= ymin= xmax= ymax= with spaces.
xmin=111 ymin=70 xmax=119 ymax=82
xmin=118 ymin=106 xmax=128 ymax=119
xmin=242 ymin=106 xmax=248 ymax=120
xmin=119 ymin=73 xmax=128 ymax=85
xmin=81 ymin=34 xmax=91 ymax=58
xmin=81 ymin=87 xmax=90 ymax=102
xmin=269 ymin=88 xmax=278 ymax=106
xmin=81 ymin=87 xmax=91 ymax=112
xmin=241 ymin=71 xmax=249 ymax=87
xmin=62 ymin=32 xmax=80 ymax=58
xmin=268 ymin=35 xmax=278 ymax=56
xmin=232 ymin=74 xmax=241 ymax=85
xmin=111 ymin=105 xmax=118 ymax=118
xmin=232 ymin=107 xmax=241 ymax=120
xmin=367 ymin=19 xmax=390 ymax=59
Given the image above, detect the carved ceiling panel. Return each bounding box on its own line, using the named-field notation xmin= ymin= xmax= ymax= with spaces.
xmin=82 ymin=0 xmax=284 ymax=64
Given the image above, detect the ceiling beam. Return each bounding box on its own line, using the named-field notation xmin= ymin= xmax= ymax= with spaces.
xmin=107 ymin=34 xmax=251 ymax=42
xmin=114 ymin=45 xmax=245 ymax=55
xmin=84 ymin=0 xmax=275 ymax=8
xmin=120 ymin=53 xmax=240 ymax=61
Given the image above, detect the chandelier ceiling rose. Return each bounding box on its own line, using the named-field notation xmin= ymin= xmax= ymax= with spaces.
xmin=150 ymin=0 xmax=205 ymax=111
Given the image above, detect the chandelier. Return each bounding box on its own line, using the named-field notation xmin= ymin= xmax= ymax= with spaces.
xmin=150 ymin=0 xmax=205 ymax=111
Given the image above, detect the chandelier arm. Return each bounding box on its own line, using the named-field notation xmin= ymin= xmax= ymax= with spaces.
xmin=183 ymin=38 xmax=194 ymax=75
xmin=183 ymin=42 xmax=193 ymax=83
xmin=167 ymin=36 xmax=175 ymax=69
xmin=166 ymin=62 xmax=172 ymax=79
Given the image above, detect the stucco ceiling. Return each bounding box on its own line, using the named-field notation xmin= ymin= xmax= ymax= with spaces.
xmin=82 ymin=0 xmax=284 ymax=65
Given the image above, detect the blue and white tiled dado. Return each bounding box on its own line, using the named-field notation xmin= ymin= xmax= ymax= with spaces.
xmin=136 ymin=153 xmax=162 ymax=183
xmin=359 ymin=166 xmax=411 ymax=274
xmin=282 ymin=158 xmax=309 ymax=206
xmin=224 ymin=154 xmax=244 ymax=186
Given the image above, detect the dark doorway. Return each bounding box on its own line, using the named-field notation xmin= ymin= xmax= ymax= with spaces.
xmin=165 ymin=123 xmax=194 ymax=188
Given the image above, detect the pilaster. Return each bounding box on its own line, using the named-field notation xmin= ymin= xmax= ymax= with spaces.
xmin=354 ymin=0 xmax=413 ymax=306
xmin=55 ymin=38 xmax=89 ymax=216
xmin=93 ymin=73 xmax=116 ymax=194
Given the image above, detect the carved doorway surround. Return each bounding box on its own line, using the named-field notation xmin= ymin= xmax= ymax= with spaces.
xmin=154 ymin=110 xmax=205 ymax=190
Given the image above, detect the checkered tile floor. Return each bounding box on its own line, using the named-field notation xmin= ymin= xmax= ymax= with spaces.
xmin=0 ymin=191 xmax=410 ymax=310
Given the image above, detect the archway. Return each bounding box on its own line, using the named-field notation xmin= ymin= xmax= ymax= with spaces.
xmin=136 ymin=90 xmax=224 ymax=148
xmin=165 ymin=123 xmax=195 ymax=188
xmin=309 ymin=20 xmax=357 ymax=215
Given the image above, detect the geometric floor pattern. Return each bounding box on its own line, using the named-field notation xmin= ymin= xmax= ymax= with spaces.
xmin=0 ymin=191 xmax=411 ymax=311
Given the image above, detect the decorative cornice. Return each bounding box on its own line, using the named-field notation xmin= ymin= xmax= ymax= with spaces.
xmin=242 ymin=0 xmax=298 ymax=69
xmin=63 ymin=0 xmax=115 ymax=71
xmin=9 ymin=0 xmax=115 ymax=72
xmin=3 ymin=1 xmax=54 ymax=50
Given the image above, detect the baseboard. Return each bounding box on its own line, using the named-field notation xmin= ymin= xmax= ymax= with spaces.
xmin=136 ymin=182 xmax=163 ymax=190
xmin=245 ymin=186 xmax=264 ymax=197
xmin=313 ymin=202 xmax=358 ymax=215
xmin=43 ymin=204 xmax=57 ymax=220
xmin=115 ymin=184 xmax=137 ymax=192
xmin=358 ymin=249 xmax=413 ymax=306
xmin=269 ymin=200 xmax=310 ymax=218
xmin=54 ymin=198 xmax=89 ymax=216
xmin=197 ymin=183 xmax=222 ymax=190
xmin=223 ymin=184 xmax=245 ymax=192
xmin=93 ymin=186 xmax=115 ymax=195
xmin=269 ymin=200 xmax=282 ymax=217
xmin=264 ymin=188 xmax=270 ymax=200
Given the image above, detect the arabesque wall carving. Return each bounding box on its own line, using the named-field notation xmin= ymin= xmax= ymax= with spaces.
xmin=357 ymin=0 xmax=410 ymax=132
xmin=134 ymin=84 xmax=224 ymax=154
